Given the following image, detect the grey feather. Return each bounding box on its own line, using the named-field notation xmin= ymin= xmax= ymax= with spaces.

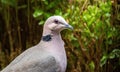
xmin=2 ymin=44 xmax=60 ymax=72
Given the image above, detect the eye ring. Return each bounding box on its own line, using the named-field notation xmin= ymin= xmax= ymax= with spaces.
xmin=54 ymin=19 xmax=59 ymax=24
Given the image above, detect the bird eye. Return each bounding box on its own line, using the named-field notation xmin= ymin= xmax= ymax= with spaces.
xmin=54 ymin=19 xmax=59 ymax=24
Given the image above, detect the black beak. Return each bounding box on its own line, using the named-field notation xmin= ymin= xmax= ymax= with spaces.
xmin=65 ymin=24 xmax=73 ymax=30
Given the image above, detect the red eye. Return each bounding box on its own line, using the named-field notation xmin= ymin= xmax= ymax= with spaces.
xmin=54 ymin=20 xmax=59 ymax=24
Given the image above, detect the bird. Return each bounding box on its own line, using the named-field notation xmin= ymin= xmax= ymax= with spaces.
xmin=1 ymin=16 xmax=73 ymax=72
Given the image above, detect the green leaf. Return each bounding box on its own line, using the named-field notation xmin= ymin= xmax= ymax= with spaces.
xmin=89 ymin=61 xmax=95 ymax=72
xmin=109 ymin=52 xmax=115 ymax=59
xmin=100 ymin=54 xmax=108 ymax=67
xmin=105 ymin=13 xmax=111 ymax=17
xmin=33 ymin=9 xmax=43 ymax=18
xmin=55 ymin=10 xmax=62 ymax=15
xmin=38 ymin=21 xmax=44 ymax=25
xmin=109 ymin=49 xmax=120 ymax=59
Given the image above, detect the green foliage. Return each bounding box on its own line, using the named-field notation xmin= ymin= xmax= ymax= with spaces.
xmin=33 ymin=9 xmax=43 ymax=18
xmin=89 ymin=61 xmax=95 ymax=72
xmin=62 ymin=0 xmax=119 ymax=71
xmin=100 ymin=53 xmax=108 ymax=67
xmin=32 ymin=0 xmax=62 ymax=25
xmin=109 ymin=49 xmax=120 ymax=59
xmin=1 ymin=0 xmax=17 ymax=7
xmin=100 ymin=49 xmax=120 ymax=67
xmin=0 ymin=0 xmax=120 ymax=72
xmin=33 ymin=9 xmax=45 ymax=25
xmin=82 ymin=1 xmax=113 ymax=40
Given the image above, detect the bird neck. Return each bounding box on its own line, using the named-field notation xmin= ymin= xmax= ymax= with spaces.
xmin=42 ymin=31 xmax=65 ymax=52
xmin=42 ymin=29 xmax=61 ymax=42
xmin=42 ymin=34 xmax=52 ymax=41
xmin=40 ymin=30 xmax=66 ymax=72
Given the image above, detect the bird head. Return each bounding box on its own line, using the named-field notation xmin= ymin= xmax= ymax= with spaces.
xmin=44 ymin=16 xmax=73 ymax=32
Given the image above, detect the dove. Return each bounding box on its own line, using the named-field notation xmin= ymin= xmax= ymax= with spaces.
xmin=1 ymin=16 xmax=73 ymax=72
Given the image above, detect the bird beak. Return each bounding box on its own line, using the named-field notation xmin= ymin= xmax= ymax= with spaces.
xmin=65 ymin=24 xmax=73 ymax=30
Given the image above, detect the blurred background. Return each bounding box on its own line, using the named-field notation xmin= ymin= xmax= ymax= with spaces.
xmin=0 ymin=0 xmax=120 ymax=72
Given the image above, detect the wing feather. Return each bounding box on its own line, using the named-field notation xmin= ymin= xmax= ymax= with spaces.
xmin=11 ymin=56 xmax=59 ymax=72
